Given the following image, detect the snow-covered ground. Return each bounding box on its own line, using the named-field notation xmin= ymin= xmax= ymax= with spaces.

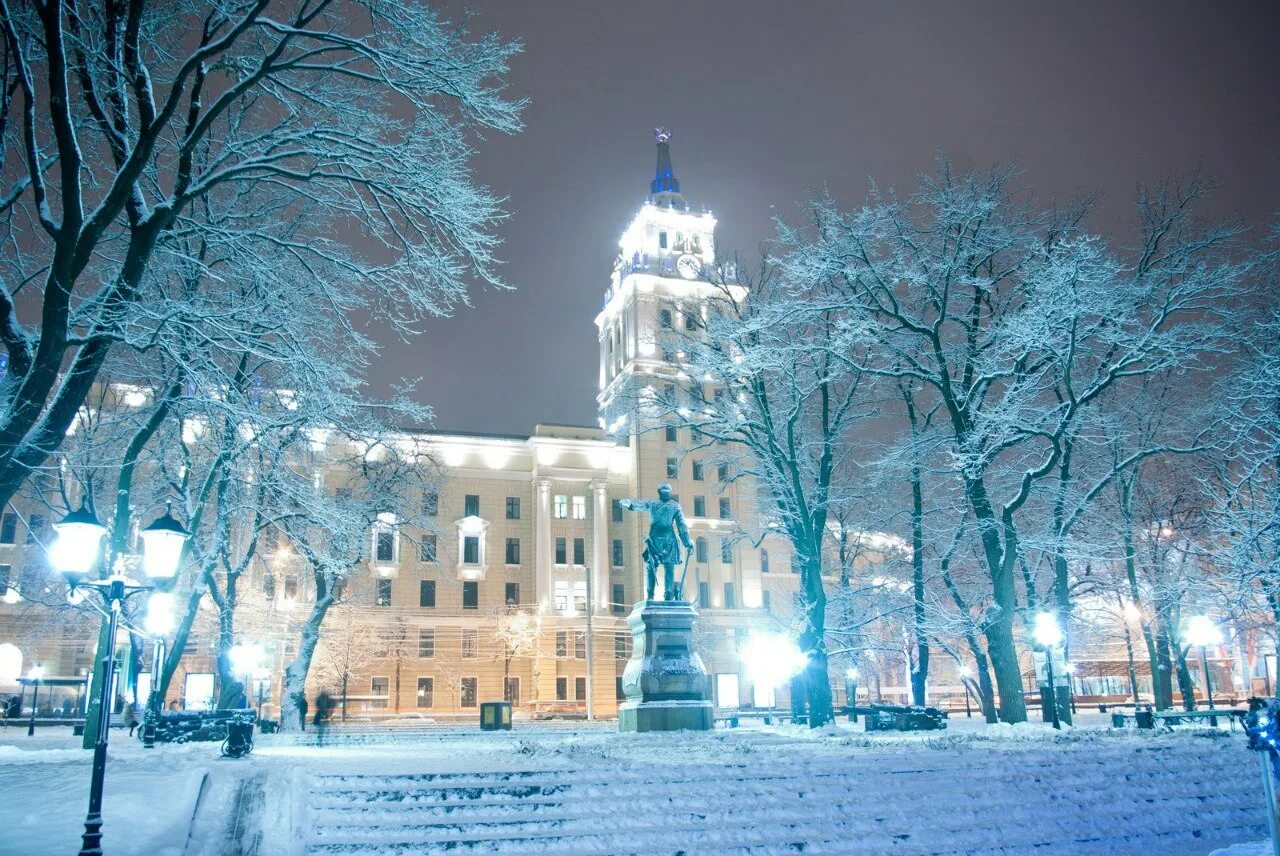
xmin=0 ymin=715 xmax=1272 ymax=855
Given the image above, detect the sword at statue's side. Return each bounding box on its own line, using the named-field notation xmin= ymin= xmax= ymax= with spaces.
xmin=678 ymin=549 xmax=693 ymax=602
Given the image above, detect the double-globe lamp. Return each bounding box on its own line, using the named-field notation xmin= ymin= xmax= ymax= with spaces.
xmin=50 ymin=502 xmax=188 ymax=856
xmin=1033 ymin=612 xmax=1064 ymax=730
xmin=1185 ymin=615 xmax=1223 ymax=726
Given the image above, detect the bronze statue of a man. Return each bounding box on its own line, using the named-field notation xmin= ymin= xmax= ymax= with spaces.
xmin=620 ymin=482 xmax=693 ymax=601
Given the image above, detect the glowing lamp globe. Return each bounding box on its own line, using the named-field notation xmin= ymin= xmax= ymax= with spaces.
xmin=1033 ymin=612 xmax=1063 ymax=648
xmin=26 ymin=664 xmax=44 ymax=681
xmin=228 ymin=643 xmax=266 ymax=678
xmin=50 ymin=503 xmax=107 ymax=579
xmin=0 ymin=644 xmax=21 ymax=682
xmin=144 ymin=592 xmax=177 ymax=636
xmin=741 ymin=633 xmax=809 ymax=688
xmin=1185 ymin=615 xmax=1222 ymax=648
xmin=139 ymin=506 xmax=189 ymax=580
xmin=846 ymin=667 xmax=860 ymax=681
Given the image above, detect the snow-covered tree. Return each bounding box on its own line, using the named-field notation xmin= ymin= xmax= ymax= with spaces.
xmin=0 ymin=0 xmax=523 ymax=511
xmin=775 ymin=164 xmax=1249 ymax=722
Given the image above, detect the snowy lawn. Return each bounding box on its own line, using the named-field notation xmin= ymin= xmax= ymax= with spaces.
xmin=0 ymin=731 xmax=208 ymax=855
xmin=0 ymin=716 xmax=1272 ymax=855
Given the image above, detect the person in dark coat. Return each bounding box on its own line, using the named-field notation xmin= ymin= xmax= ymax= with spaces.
xmin=313 ymin=691 xmax=334 ymax=746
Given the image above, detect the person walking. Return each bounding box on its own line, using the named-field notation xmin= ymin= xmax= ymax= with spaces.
xmin=313 ymin=691 xmax=334 ymax=747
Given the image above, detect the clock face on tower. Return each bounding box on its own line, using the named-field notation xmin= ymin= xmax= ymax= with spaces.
xmin=676 ymin=254 xmax=701 ymax=280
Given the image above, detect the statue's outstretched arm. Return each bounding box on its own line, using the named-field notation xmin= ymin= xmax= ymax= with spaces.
xmin=619 ymin=498 xmax=649 ymax=511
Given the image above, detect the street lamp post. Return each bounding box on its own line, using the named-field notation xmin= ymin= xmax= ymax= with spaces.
xmin=1186 ymin=615 xmax=1223 ymax=727
xmin=26 ymin=664 xmax=44 ymax=736
xmin=142 ymin=590 xmax=176 ymax=748
xmin=50 ymin=502 xmax=188 ymax=856
xmin=1034 ymin=612 xmax=1064 ymax=731
xmin=845 ymin=667 xmax=859 ymax=722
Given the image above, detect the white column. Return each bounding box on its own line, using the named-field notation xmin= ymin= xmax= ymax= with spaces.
xmin=591 ymin=480 xmax=610 ymax=610
xmin=536 ymin=478 xmax=553 ymax=611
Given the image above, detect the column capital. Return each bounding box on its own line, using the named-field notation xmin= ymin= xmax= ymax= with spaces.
xmin=590 ymin=479 xmax=609 ymax=494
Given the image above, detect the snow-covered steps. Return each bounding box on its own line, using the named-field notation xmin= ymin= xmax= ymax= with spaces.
xmin=299 ymin=732 xmax=1267 ymax=855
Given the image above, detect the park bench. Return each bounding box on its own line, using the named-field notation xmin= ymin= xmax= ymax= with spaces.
xmin=714 ymin=708 xmax=790 ymax=727
xmin=1110 ymin=705 xmax=1247 ymax=729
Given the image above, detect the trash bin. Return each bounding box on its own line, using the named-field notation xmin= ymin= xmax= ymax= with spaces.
xmin=1135 ymin=705 xmax=1155 ymax=729
xmin=222 ymin=719 xmax=255 ymax=757
xmin=480 ymin=701 xmax=512 ymax=731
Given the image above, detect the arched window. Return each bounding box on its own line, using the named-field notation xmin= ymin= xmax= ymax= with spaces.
xmin=695 ymin=537 xmax=708 ymax=563
xmin=760 ymin=549 xmax=770 ymax=573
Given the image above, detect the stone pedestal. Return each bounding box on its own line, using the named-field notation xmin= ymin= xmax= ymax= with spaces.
xmin=617 ymin=600 xmax=713 ymax=732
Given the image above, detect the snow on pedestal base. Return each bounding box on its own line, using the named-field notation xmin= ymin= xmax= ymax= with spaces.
xmin=618 ymin=600 xmax=713 ymax=732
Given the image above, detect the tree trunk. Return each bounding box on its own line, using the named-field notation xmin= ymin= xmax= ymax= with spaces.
xmin=1174 ymin=646 xmax=1197 ymax=711
xmin=910 ymin=461 xmax=929 ymax=707
xmin=800 ymin=555 xmax=834 ymax=727
xmin=1153 ymin=627 xmax=1176 ymax=710
xmin=280 ymin=581 xmax=334 ymax=732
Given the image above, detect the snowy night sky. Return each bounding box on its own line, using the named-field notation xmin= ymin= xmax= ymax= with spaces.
xmin=370 ymin=0 xmax=1280 ymax=436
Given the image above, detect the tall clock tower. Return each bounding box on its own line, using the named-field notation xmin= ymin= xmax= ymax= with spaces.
xmin=595 ymin=130 xmax=762 ymax=611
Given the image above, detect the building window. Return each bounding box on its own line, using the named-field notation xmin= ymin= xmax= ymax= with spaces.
xmin=612 ymin=539 xmax=624 ymax=567
xmin=695 ymin=538 xmax=708 ymax=563
xmin=24 ymin=514 xmax=43 ymax=545
xmin=420 ymin=534 xmax=437 ymax=563
xmin=693 ymin=496 xmax=706 ymax=517
xmin=0 ymin=564 xmax=11 ymax=594
xmin=462 ymin=629 xmax=478 ymax=658
xmin=505 ymin=497 xmax=520 ymax=520
xmin=721 ymin=539 xmax=733 ymax=564
xmin=615 ymin=632 xmax=631 ymax=660
xmin=505 ymin=582 xmax=519 ymax=605
xmin=464 ymin=494 xmax=480 ymax=517
xmin=505 ymin=537 xmax=520 ymax=565
xmin=612 ymin=499 xmax=623 ymax=523
xmin=285 ymin=576 xmax=299 ymax=599
xmin=1 ymin=513 xmax=17 ymax=544
xmin=262 ymin=572 xmax=276 ymax=599
xmin=556 ymin=677 xmax=568 ymax=701
xmin=573 ymin=582 xmax=587 ymax=613
xmin=761 ymin=549 xmax=770 ymax=573
xmin=554 ymin=495 xmax=568 ymax=519
xmin=698 ymin=581 xmax=710 ymax=609
xmin=717 ymin=463 xmax=729 ymax=482
xmin=374 ymin=528 xmax=396 ymax=563
xmin=418 ymin=629 xmax=435 ymax=658
xmin=462 ymin=581 xmax=478 ymax=609
xmin=460 ymin=678 xmax=477 ymax=708
xmin=658 ymin=231 xmax=668 ymax=250
xmin=574 ymin=631 xmax=586 ymax=659
xmin=612 ymin=583 xmax=625 ymax=613
xmin=723 ymin=583 xmax=736 ymax=609
xmin=504 ymin=677 xmax=520 ymax=706
xmin=419 ymin=580 xmax=436 ymax=608
xmin=573 ymin=537 xmax=585 ymax=565
xmin=666 ymin=458 xmax=678 ymax=479
xmin=555 ymin=537 xmax=567 ymax=565
xmin=692 ymin=461 xmax=704 ymax=481
xmin=423 ymin=490 xmax=438 ymax=516
xmin=555 ymin=631 xmax=568 ymax=658
xmin=684 ymin=309 xmax=698 ymax=331
xmin=371 ymin=677 xmax=389 ymax=709
xmin=572 ymin=495 xmax=587 ymax=520
xmin=719 ymin=498 xmax=731 ymax=519
xmin=417 ymin=677 xmax=433 ymax=708
xmin=762 ymin=590 xmax=772 ymax=612
xmin=463 ymin=536 xmax=480 ymax=565
xmin=375 ymin=578 xmax=392 ymax=606
xmin=665 ymin=424 xmax=678 ymax=442
xmin=575 ymin=676 xmax=587 ymax=701
xmin=555 ymin=581 xmax=569 ymax=612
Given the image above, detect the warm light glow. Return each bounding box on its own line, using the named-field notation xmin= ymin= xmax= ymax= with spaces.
xmin=26 ymin=664 xmax=44 ymax=680
xmin=1033 ymin=612 xmax=1063 ymax=648
xmin=846 ymin=667 xmax=859 ymax=680
xmin=228 ymin=642 xmax=268 ymax=678
xmin=1062 ymin=662 xmax=1076 ymax=675
xmin=51 ymin=506 xmax=108 ymax=576
xmin=2 ymin=588 xmax=19 ymax=605
xmin=0 ymin=644 xmax=21 ymax=682
xmin=1123 ymin=602 xmax=1142 ymax=622
xmin=958 ymin=664 xmax=974 ymax=678
xmin=742 ymin=633 xmax=809 ymax=687
xmin=144 ymin=592 xmax=176 ymax=636
xmin=1184 ymin=615 xmax=1223 ymax=648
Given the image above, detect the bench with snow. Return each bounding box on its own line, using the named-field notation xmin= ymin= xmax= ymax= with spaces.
xmin=845 ymin=704 xmax=948 ymax=732
xmin=714 ymin=708 xmax=792 ymax=727
xmin=1110 ymin=705 xmax=1247 ymax=729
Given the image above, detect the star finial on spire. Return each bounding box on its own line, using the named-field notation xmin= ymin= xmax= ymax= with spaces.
xmin=655 ymin=127 xmax=672 ymax=144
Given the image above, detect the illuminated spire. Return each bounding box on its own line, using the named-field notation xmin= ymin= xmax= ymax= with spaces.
xmin=650 ymin=127 xmax=681 ymax=197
